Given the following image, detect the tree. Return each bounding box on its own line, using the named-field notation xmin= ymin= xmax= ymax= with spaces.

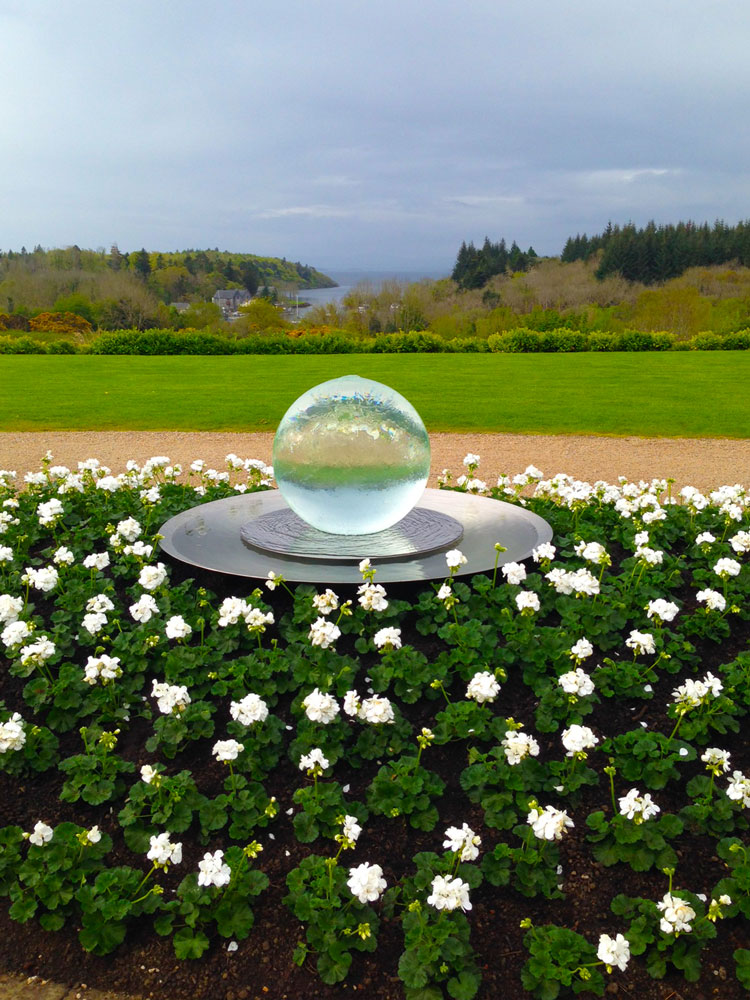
xmin=131 ymin=248 xmax=151 ymax=279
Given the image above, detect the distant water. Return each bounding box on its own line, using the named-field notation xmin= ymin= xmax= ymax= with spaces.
xmin=295 ymin=269 xmax=447 ymax=316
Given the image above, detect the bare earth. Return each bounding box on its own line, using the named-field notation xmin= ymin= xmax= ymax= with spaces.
xmin=0 ymin=430 xmax=748 ymax=490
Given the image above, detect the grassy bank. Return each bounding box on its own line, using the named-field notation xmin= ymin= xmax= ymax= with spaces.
xmin=1 ymin=353 xmax=748 ymax=437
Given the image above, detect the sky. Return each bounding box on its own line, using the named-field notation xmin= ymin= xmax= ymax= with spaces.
xmin=2 ymin=0 xmax=750 ymax=274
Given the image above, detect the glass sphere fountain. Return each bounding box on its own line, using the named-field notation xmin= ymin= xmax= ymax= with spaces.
xmin=272 ymin=374 xmax=430 ymax=535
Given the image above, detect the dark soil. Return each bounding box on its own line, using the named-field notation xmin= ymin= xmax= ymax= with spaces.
xmin=1 ymin=560 xmax=749 ymax=1000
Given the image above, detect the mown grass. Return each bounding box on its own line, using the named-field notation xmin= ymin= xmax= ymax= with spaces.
xmin=1 ymin=353 xmax=748 ymax=437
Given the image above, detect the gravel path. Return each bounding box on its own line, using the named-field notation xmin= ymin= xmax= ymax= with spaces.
xmin=0 ymin=430 xmax=748 ymax=490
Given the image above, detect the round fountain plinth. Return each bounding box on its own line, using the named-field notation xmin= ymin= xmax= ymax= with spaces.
xmin=158 ymin=488 xmax=553 ymax=583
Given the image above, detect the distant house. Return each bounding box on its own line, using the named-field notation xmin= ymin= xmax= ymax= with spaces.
xmin=212 ymin=289 xmax=252 ymax=316
xmin=170 ymin=302 xmax=191 ymax=313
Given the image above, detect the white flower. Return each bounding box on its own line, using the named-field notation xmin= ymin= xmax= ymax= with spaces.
xmin=212 ymin=739 xmax=244 ymax=762
xmin=671 ymin=672 xmax=722 ymax=711
xmin=443 ymin=823 xmax=481 ymax=861
xmin=657 ymin=892 xmax=695 ymax=935
xmin=22 ymin=565 xmax=59 ymax=592
xmin=357 ymin=583 xmax=388 ymax=611
xmin=726 ymin=770 xmax=750 ymax=807
xmin=373 ymin=626 xmax=401 ymax=650
xmin=625 ymin=630 xmax=656 ymax=656
xmin=575 ymin=540 xmax=610 ymax=565
xmin=427 ymin=874 xmax=472 ymax=912
xmin=37 ymin=498 xmax=64 ymax=526
xmin=618 ymin=788 xmax=660 ymax=823
xmin=527 ymin=804 xmax=574 ymax=841
xmin=244 ymin=607 xmax=274 ymax=633
xmin=27 ymin=821 xmax=54 ymax=846
xmin=140 ymin=764 xmax=160 ymax=784
xmin=0 ymin=594 xmax=24 ymax=625
xmin=81 ymin=611 xmax=108 ymax=635
xmin=0 ymin=545 xmax=13 ymax=563
xmin=558 ymin=668 xmax=595 ymax=697
xmin=532 ymin=542 xmax=556 ymax=562
xmin=1 ymin=619 xmax=32 ymax=648
xmin=445 ymin=549 xmax=468 ymax=573
xmin=151 ymin=679 xmax=191 ymax=715
xmin=123 ymin=540 xmax=153 ymax=559
xmin=299 ymin=748 xmax=330 ymax=772
xmin=0 ymin=712 xmax=26 ymax=753
xmin=86 ymin=825 xmax=102 ymax=844
xmin=561 ymin=724 xmax=598 ymax=756
xmin=568 ymin=567 xmax=600 ymax=597
xmin=116 ymin=517 xmax=142 ymax=542
xmin=358 ymin=558 xmax=372 ymax=574
xmin=515 ymin=591 xmax=540 ymax=614
xmin=138 ymin=563 xmax=168 ymax=590
xmin=436 ymin=583 xmax=453 ymax=601
xmin=463 ymin=453 xmax=481 ymax=468
xmin=597 ymin=933 xmax=631 ymax=972
xmin=308 ymin=617 xmax=341 ymax=649
xmin=87 ymin=594 xmax=114 ymax=614
xmin=343 ymin=690 xmax=361 ymax=716
xmin=147 ymin=832 xmax=182 ymax=867
xmin=714 ymin=557 xmax=741 ymax=578
xmin=312 ymin=589 xmax=339 ymax=615
xmin=570 ymin=638 xmax=593 ymax=660
xmin=197 ymin=850 xmax=232 ymax=888
xmin=696 ymin=588 xmax=726 ymax=612
xmin=83 ymin=552 xmax=110 ymax=571
xmin=20 ymin=636 xmax=56 ymax=666
xmin=358 ymin=695 xmax=395 ymax=725
xmin=217 ymin=597 xmax=249 ymax=626
xmin=83 ymin=654 xmax=122 ymax=685
xmin=701 ymin=747 xmax=731 ymax=772
xmin=646 ymin=599 xmax=679 ymax=623
xmin=501 ymin=729 xmax=540 ymax=765
xmin=695 ymin=531 xmax=716 ymax=546
xmin=501 ymin=561 xmax=527 ymax=585
xmin=165 ymin=615 xmax=192 ymax=640
xmin=130 ymin=594 xmax=159 ymax=623
xmin=466 ymin=671 xmax=500 ymax=704
xmin=347 ymin=862 xmax=387 ymax=904
xmin=230 ymin=693 xmax=269 ymax=726
xmin=729 ymin=530 xmax=750 ymax=554
xmin=302 ymin=688 xmax=340 ymax=724
xmin=341 ymin=815 xmax=362 ymax=843
xmin=636 ymin=546 xmax=664 ymax=566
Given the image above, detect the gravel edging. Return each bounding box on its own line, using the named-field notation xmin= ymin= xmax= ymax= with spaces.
xmin=0 ymin=430 xmax=748 ymax=491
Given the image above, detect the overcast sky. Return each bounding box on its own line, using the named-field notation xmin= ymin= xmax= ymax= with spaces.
xmin=2 ymin=0 xmax=749 ymax=273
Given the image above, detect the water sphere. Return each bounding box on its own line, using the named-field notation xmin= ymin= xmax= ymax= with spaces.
xmin=272 ymin=375 xmax=431 ymax=534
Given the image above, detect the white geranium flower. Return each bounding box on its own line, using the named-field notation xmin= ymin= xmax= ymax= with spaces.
xmin=1 ymin=619 xmax=32 ymax=647
xmin=147 ymin=832 xmax=182 ymax=867
xmin=22 ymin=565 xmax=59 ymax=592
xmin=695 ymin=531 xmax=716 ymax=546
xmin=197 ymin=850 xmax=231 ymax=888
xmin=646 ymin=599 xmax=679 ymax=623
xmin=138 ymin=563 xmax=168 ymax=590
xmin=217 ymin=597 xmax=249 ymax=626
xmin=0 ymin=545 xmax=13 ymax=563
xmin=427 ymin=874 xmax=472 ymax=912
xmin=501 ymin=561 xmax=527 ymax=585
xmin=312 ymin=589 xmax=339 ymax=615
xmin=347 ymin=862 xmax=387 ymax=904
xmin=83 ymin=654 xmax=122 ymax=685
xmin=308 ymin=617 xmax=341 ymax=649
xmin=532 ymin=542 xmax=556 ymax=562
xmin=569 ymin=638 xmax=593 ymax=660
xmin=373 ymin=626 xmax=401 ymax=650
xmin=130 ymin=594 xmax=159 ymax=623
xmin=140 ymin=764 xmax=160 ymax=785
xmin=701 ymin=747 xmax=730 ymax=772
xmin=726 ymin=770 xmax=750 ymax=807
xmin=597 ymin=933 xmax=631 ymax=972
xmin=230 ymin=693 xmax=269 ymax=726
xmin=212 ymin=739 xmax=244 ymax=762
xmin=83 ymin=552 xmax=110 ymax=571
xmin=81 ymin=611 xmax=108 ymax=635
xmin=466 ymin=670 xmax=500 ymax=704
xmin=463 ymin=453 xmax=480 ymax=468
xmin=729 ymin=530 xmax=750 ymax=554
xmin=151 ymin=679 xmax=191 ymax=715
xmin=341 ymin=815 xmax=362 ymax=843
xmin=625 ymin=630 xmax=656 ymax=656
xmin=0 ymin=712 xmax=26 ymax=753
xmin=357 ymin=583 xmax=388 ymax=611
xmin=0 ymin=594 xmax=24 ymax=625
xmin=558 ymin=668 xmax=595 ymax=697
xmin=445 ymin=549 xmax=468 ymax=573
xmin=515 ymin=591 xmax=540 ymax=614
xmin=561 ymin=724 xmax=598 ymax=756
xmin=657 ymin=892 xmax=695 ymax=935
xmin=302 ymin=688 xmax=340 ymax=724
xmin=27 ymin=821 xmax=54 ymax=846
xmin=116 ymin=517 xmax=142 ymax=542
xmin=575 ymin=540 xmax=610 ymax=565
xmin=696 ymin=589 xmax=726 ymax=612
xmin=443 ymin=823 xmax=481 ymax=861
xmin=20 ymin=636 xmax=56 ymax=666
xmin=358 ymin=695 xmax=395 ymax=725
xmin=37 ymin=498 xmax=64 ymax=526
xmin=165 ymin=615 xmax=192 ymax=640
xmin=501 ymin=729 xmax=540 ymax=765
xmin=343 ymin=690 xmax=361 ymax=716
xmin=527 ymin=804 xmax=574 ymax=841
xmin=618 ymin=788 xmax=660 ymax=823
xmin=299 ymin=748 xmax=330 ymax=772
xmin=714 ymin=557 xmax=741 ymax=578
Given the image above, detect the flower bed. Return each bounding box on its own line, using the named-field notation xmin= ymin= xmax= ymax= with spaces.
xmin=0 ymin=454 xmax=749 ymax=1000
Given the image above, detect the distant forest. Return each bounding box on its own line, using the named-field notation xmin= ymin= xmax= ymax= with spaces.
xmin=0 ymin=245 xmax=335 ymax=330
xmin=453 ymin=219 xmax=750 ymax=289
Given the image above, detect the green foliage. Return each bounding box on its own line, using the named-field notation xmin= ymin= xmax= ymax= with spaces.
xmin=521 ymin=923 xmax=604 ymax=998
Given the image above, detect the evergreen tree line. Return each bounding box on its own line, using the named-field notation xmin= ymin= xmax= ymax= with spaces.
xmin=451 ymin=237 xmax=538 ymax=289
xmin=561 ymin=219 xmax=750 ymax=284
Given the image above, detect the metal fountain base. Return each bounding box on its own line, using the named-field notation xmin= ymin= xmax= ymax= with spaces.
xmin=158 ymin=488 xmax=553 ymax=583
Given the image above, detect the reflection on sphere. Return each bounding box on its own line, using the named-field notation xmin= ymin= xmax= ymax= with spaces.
xmin=272 ymin=375 xmax=431 ymax=535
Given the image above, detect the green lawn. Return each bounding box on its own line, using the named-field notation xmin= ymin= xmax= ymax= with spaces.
xmin=1 ymin=353 xmax=748 ymax=437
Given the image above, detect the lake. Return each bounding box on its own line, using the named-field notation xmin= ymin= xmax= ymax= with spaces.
xmin=294 ymin=269 xmax=447 ymax=316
